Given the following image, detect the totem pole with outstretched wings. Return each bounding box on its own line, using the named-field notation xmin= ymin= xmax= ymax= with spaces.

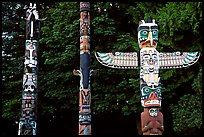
xmin=95 ymin=19 xmax=200 ymax=135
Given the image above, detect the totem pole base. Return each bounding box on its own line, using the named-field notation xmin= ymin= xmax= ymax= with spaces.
xmin=141 ymin=108 xmax=164 ymax=135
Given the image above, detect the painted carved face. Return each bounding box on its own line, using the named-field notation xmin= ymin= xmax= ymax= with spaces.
xmin=25 ymin=40 xmax=38 ymax=59
xmin=138 ymin=19 xmax=158 ymax=48
xmin=140 ymin=48 xmax=160 ymax=85
xmin=141 ymin=48 xmax=159 ymax=68
xmin=140 ymin=79 xmax=162 ymax=107
xmin=24 ymin=84 xmax=36 ymax=93
xmin=26 ymin=40 xmax=38 ymax=50
xmin=149 ymin=108 xmax=158 ymax=117
xmin=80 ymin=36 xmax=90 ymax=54
xmin=25 ymin=40 xmax=38 ymax=67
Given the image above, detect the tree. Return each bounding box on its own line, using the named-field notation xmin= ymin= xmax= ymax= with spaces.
xmin=2 ymin=2 xmax=28 ymax=135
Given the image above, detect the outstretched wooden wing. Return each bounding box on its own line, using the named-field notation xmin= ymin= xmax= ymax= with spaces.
xmin=159 ymin=51 xmax=200 ymax=69
xmin=95 ymin=52 xmax=139 ymax=69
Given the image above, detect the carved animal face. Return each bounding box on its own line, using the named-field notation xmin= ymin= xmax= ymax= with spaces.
xmin=141 ymin=86 xmax=162 ymax=107
xmin=138 ymin=19 xmax=158 ymax=49
xmin=140 ymin=79 xmax=162 ymax=107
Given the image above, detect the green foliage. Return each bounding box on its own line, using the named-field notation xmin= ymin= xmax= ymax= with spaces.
xmin=169 ymin=94 xmax=202 ymax=135
xmin=192 ymin=63 xmax=202 ymax=95
xmin=2 ymin=98 xmax=21 ymax=120
xmin=156 ymin=2 xmax=202 ymax=51
xmin=39 ymin=2 xmax=79 ymax=114
xmin=2 ymin=2 xmax=27 ymax=123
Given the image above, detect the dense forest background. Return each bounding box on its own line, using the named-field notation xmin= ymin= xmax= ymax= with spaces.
xmin=2 ymin=2 xmax=202 ymax=136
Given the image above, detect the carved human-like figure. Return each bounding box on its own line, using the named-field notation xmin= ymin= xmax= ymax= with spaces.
xmin=141 ymin=108 xmax=164 ymax=135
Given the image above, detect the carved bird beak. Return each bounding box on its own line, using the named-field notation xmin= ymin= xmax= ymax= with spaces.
xmin=147 ymin=32 xmax=153 ymax=47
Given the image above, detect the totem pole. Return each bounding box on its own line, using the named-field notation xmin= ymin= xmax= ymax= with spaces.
xmin=95 ymin=19 xmax=200 ymax=135
xmin=73 ymin=2 xmax=93 ymax=135
xmin=18 ymin=3 xmax=44 ymax=135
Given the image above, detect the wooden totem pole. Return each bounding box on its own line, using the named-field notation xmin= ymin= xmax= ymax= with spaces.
xmin=73 ymin=2 xmax=93 ymax=135
xmin=18 ymin=3 xmax=45 ymax=135
xmin=95 ymin=19 xmax=200 ymax=135
xmin=18 ymin=3 xmax=42 ymax=135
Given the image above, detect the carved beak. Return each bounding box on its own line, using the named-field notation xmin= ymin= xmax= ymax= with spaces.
xmin=147 ymin=32 xmax=153 ymax=47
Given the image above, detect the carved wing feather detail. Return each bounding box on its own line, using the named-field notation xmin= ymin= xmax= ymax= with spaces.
xmin=95 ymin=52 xmax=139 ymax=69
xmin=159 ymin=51 xmax=200 ymax=69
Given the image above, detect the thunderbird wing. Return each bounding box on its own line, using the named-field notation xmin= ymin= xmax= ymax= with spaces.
xmin=95 ymin=52 xmax=139 ymax=69
xmin=159 ymin=51 xmax=200 ymax=69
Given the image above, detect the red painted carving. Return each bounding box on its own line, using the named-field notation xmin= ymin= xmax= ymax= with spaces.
xmin=141 ymin=108 xmax=164 ymax=135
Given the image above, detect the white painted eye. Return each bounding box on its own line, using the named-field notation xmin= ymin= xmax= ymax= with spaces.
xmin=115 ymin=52 xmax=120 ymax=55
xmin=176 ymin=51 xmax=180 ymax=55
xmin=152 ymin=30 xmax=157 ymax=35
xmin=142 ymin=31 xmax=148 ymax=35
xmin=145 ymin=87 xmax=149 ymax=92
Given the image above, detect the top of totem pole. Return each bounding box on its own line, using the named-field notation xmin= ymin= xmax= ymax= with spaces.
xmin=138 ymin=18 xmax=158 ymax=49
xmin=80 ymin=2 xmax=90 ymax=12
xmin=26 ymin=3 xmax=46 ymax=22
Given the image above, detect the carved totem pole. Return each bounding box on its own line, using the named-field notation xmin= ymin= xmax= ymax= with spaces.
xmin=95 ymin=19 xmax=200 ymax=135
xmin=73 ymin=2 xmax=93 ymax=135
xmin=18 ymin=3 xmax=44 ymax=135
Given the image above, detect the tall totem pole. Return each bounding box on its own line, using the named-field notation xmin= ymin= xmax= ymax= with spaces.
xmin=95 ymin=19 xmax=200 ymax=135
xmin=18 ymin=3 xmax=44 ymax=135
xmin=73 ymin=2 xmax=92 ymax=135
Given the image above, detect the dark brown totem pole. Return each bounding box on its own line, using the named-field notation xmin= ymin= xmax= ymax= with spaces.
xmin=95 ymin=19 xmax=200 ymax=135
xmin=18 ymin=3 xmax=44 ymax=135
xmin=18 ymin=3 xmax=39 ymax=135
xmin=73 ymin=2 xmax=92 ymax=135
